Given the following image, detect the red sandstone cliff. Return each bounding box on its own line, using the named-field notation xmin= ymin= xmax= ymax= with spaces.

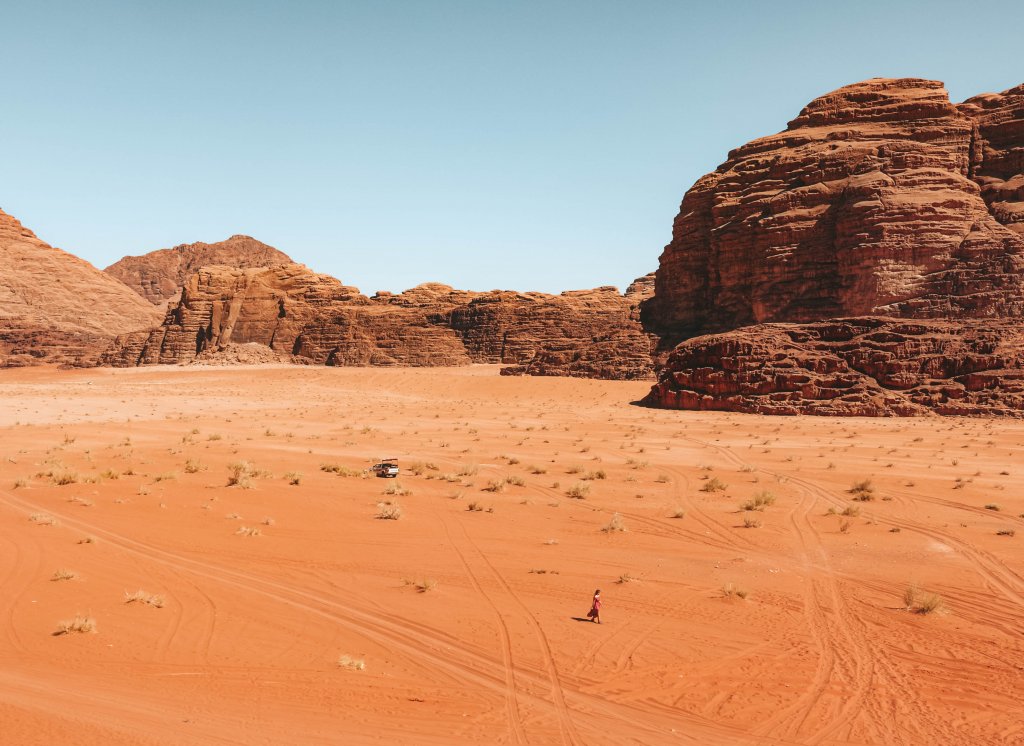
xmin=0 ymin=209 xmax=163 ymax=367
xmin=101 ymin=264 xmax=655 ymax=378
xmin=105 ymin=235 xmax=292 ymax=308
xmin=644 ymin=78 xmax=1024 ymax=415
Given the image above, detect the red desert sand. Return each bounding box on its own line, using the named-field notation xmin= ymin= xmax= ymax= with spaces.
xmin=2 ymin=365 xmax=1023 ymax=745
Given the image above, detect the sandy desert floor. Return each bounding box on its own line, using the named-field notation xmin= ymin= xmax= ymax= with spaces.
xmin=1 ymin=365 xmax=1023 ymax=745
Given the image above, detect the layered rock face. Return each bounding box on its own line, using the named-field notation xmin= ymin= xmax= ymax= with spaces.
xmin=105 ymin=235 xmax=292 ymax=307
xmin=643 ymin=78 xmax=1024 ymax=346
xmin=645 ymin=318 xmax=1024 ymax=416
xmin=961 ymin=84 xmax=1024 ymax=236
xmin=644 ymin=78 xmax=1024 ymax=415
xmin=102 ymin=264 xmax=655 ymax=378
xmin=0 ymin=209 xmax=163 ymax=367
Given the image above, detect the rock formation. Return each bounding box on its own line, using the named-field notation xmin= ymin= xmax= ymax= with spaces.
xmin=105 ymin=235 xmax=292 ymax=308
xmin=644 ymin=78 xmax=1024 ymax=415
xmin=0 ymin=209 xmax=163 ymax=367
xmin=102 ymin=264 xmax=655 ymax=378
xmin=644 ymin=317 xmax=1024 ymax=416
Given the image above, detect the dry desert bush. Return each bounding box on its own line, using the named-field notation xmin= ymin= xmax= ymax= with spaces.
xmin=337 ymin=654 xmax=366 ymax=671
xmin=382 ymin=482 xmax=411 ymax=496
xmin=741 ymin=490 xmax=776 ymax=511
xmin=403 ymin=578 xmax=437 ymax=593
xmin=566 ymin=482 xmax=591 ymax=499
xmin=902 ymin=583 xmax=948 ymax=614
xmin=285 ymin=471 xmax=302 ymax=485
xmin=124 ymin=590 xmax=165 ymax=607
xmin=602 ymin=512 xmax=626 ymax=533
xmin=376 ymin=500 xmax=402 ymax=520
xmin=320 ymin=463 xmax=362 ymax=477
xmin=51 ymin=470 xmax=80 ymax=486
xmin=742 ymin=515 xmax=762 ymax=528
xmin=669 ymin=507 xmax=687 ymax=519
xmin=849 ymin=478 xmax=876 ymax=501
xmin=227 ymin=461 xmax=256 ymax=488
xmin=55 ymin=615 xmax=97 ymax=635
xmin=700 ymin=476 xmax=727 ymax=493
xmin=722 ymin=583 xmax=749 ymax=599
xmin=236 ymin=526 xmax=262 ymax=537
xmin=184 ymin=459 xmax=204 ymax=474
xmin=51 ymin=569 xmax=78 ymax=581
xmin=29 ymin=513 xmax=57 ymax=526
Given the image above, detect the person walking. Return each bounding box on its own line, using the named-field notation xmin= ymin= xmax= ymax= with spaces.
xmin=588 ymin=589 xmax=602 ymax=624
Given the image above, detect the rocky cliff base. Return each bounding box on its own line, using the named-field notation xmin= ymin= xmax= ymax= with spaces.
xmin=644 ymin=318 xmax=1024 ymax=416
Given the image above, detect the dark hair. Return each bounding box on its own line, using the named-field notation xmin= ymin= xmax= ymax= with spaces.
xmin=594 ymin=589 xmax=600 ymax=594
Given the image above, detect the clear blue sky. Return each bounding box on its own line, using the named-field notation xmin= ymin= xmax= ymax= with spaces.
xmin=3 ymin=1 xmax=1022 ymax=294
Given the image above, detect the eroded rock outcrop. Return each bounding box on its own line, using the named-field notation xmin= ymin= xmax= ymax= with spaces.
xmin=105 ymin=235 xmax=292 ymax=308
xmin=0 ymin=209 xmax=163 ymax=367
xmin=102 ymin=264 xmax=655 ymax=377
xmin=644 ymin=78 xmax=1024 ymax=415
xmin=644 ymin=318 xmax=1024 ymax=416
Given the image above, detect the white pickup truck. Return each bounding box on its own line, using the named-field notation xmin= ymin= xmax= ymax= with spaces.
xmin=370 ymin=461 xmax=400 ymax=478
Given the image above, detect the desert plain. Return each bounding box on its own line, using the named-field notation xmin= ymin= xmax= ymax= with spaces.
xmin=1 ymin=365 xmax=1023 ymax=745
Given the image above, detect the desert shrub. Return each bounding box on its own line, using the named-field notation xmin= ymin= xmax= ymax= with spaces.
xmin=670 ymin=507 xmax=687 ymax=519
xmin=741 ymin=490 xmax=776 ymax=512
xmin=100 ymin=469 xmax=120 ymax=480
xmin=337 ymin=654 xmax=366 ymax=671
xmin=466 ymin=501 xmax=485 ymax=512
xmin=617 ymin=572 xmax=638 ymax=584
xmin=841 ymin=504 xmax=861 ymax=517
xmin=456 ymin=464 xmax=478 ymax=476
xmin=376 ymin=500 xmax=402 ymax=520
xmin=404 ymin=578 xmax=437 ymax=593
xmin=154 ymin=472 xmax=176 ymax=482
xmin=916 ymin=593 xmax=945 ymax=615
xmin=29 ymin=513 xmax=57 ymax=526
xmin=849 ymin=478 xmax=875 ymax=501
xmin=483 ymin=479 xmax=507 ymax=493
xmin=52 ymin=471 xmax=79 ymax=486
xmin=700 ymin=477 xmax=727 ymax=493
xmin=51 ymin=569 xmax=78 ymax=581
xmin=528 ymin=465 xmax=547 ymax=475
xmin=55 ymin=615 xmax=97 ymax=635
xmin=383 ymin=482 xmax=411 ymax=496
xmin=997 ymin=528 xmax=1016 ymax=537
xmin=506 ymin=475 xmax=526 ymax=487
xmin=984 ymin=503 xmax=1001 ymax=511
xmin=839 ymin=518 xmax=851 ymax=534
xmin=742 ymin=515 xmax=762 ymax=528
xmin=235 ymin=526 xmax=262 ymax=537
xmin=722 ymin=583 xmax=749 ymax=599
xmin=124 ymin=590 xmax=165 ymax=607
xmin=601 ymin=512 xmax=626 ymax=533
xmin=184 ymin=459 xmax=204 ymax=474
xmin=284 ymin=471 xmax=302 ymax=485
xmin=320 ymin=463 xmax=362 ymax=477
xmin=566 ymin=482 xmax=591 ymax=499
xmin=227 ymin=461 xmax=255 ymax=488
